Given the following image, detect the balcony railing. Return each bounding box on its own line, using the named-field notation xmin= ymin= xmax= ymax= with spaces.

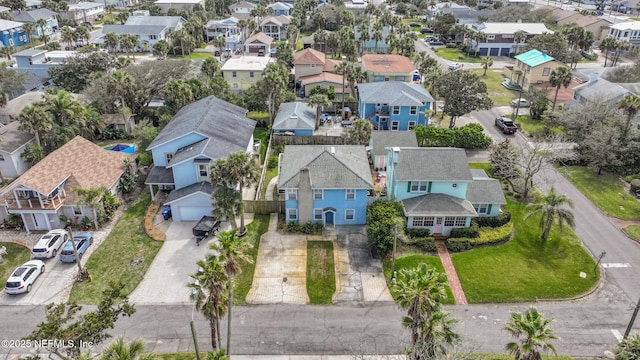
xmin=4 ymin=196 xmax=64 ymax=211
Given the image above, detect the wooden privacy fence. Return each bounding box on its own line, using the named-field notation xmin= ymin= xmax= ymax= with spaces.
xmin=243 ymin=200 xmax=284 ymax=214
xmin=272 ymin=135 xmax=347 ymax=146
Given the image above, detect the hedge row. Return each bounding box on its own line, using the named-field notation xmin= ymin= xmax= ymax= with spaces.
xmin=449 ymin=225 xmax=479 ymax=239
xmin=405 ymin=237 xmax=438 ymax=252
xmin=472 ymin=212 xmax=511 ymax=228
xmin=472 ymin=223 xmax=514 ymax=246
xmin=406 ymin=228 xmax=431 ymax=238
xmin=286 ymin=221 xmax=323 ymax=235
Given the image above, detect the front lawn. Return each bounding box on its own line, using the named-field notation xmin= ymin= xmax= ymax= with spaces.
xmin=468 ymin=69 xmax=519 ymax=107
xmin=185 ymin=52 xmax=213 ymax=60
xmin=69 ymin=190 xmax=163 ymax=304
xmin=622 ymin=224 xmax=640 ymax=242
xmin=453 ymin=199 xmax=599 ymax=303
xmin=0 ymin=242 xmax=31 ymax=285
xmin=306 ymin=240 xmax=336 ymax=304
xmin=433 ymin=48 xmax=483 ymax=63
xmin=233 ymin=214 xmax=270 ymax=304
xmin=512 ymin=115 xmax=564 ymax=136
xmin=557 ymin=166 xmax=640 ymax=220
xmin=383 ymin=254 xmax=455 ymax=305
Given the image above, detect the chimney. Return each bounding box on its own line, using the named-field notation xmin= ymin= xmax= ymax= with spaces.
xmin=298 ymin=167 xmax=312 ymax=224
xmin=330 ymin=146 xmax=336 ymax=155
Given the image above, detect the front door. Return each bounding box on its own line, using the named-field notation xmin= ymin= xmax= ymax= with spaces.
xmin=325 ymin=211 xmax=334 ymax=225
xmin=434 ymin=217 xmax=443 ymax=234
xmin=32 ymin=213 xmax=48 ymax=230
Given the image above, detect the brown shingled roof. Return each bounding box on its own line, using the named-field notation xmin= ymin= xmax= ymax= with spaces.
xmin=8 ymin=136 xmax=134 ymax=195
xmin=293 ymin=48 xmax=325 ymax=65
xmin=362 ymin=54 xmax=416 ymax=74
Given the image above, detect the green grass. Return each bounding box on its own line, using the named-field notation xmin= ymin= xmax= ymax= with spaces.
xmin=261 ymin=167 xmax=278 ymax=200
xmin=306 ymin=240 xmax=336 ymax=304
xmin=469 ymin=69 xmax=519 ymax=107
xmin=0 ymin=242 xmax=31 ymax=285
xmin=558 ymin=166 xmax=640 ymax=220
xmin=477 ymin=354 xmax=573 ymax=360
xmin=453 ymin=199 xmax=599 ymax=303
xmin=469 ymin=162 xmax=491 ymax=172
xmin=253 ymin=127 xmax=269 ymax=163
xmin=622 ymin=224 xmax=640 ymax=242
xmin=383 ymin=254 xmax=455 ymax=305
xmin=233 ymin=214 xmax=270 ymax=304
xmin=69 ymin=190 xmax=163 ymax=304
xmin=512 ymin=115 xmax=564 ymax=136
xmin=434 ymin=48 xmax=484 ymax=63
xmin=185 ymin=52 xmax=213 ymax=60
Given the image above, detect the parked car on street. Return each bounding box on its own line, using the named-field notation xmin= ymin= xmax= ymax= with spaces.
xmin=420 ymin=28 xmax=434 ymax=34
xmin=32 ymin=229 xmax=69 ymax=259
xmin=4 ymin=260 xmax=45 ymax=294
xmin=430 ymin=40 xmax=444 ymax=46
xmin=60 ymin=232 xmax=93 ymax=263
xmin=510 ymin=98 xmax=530 ymax=108
xmin=448 ymin=62 xmax=461 ymax=70
xmin=495 ymin=117 xmax=518 ymax=134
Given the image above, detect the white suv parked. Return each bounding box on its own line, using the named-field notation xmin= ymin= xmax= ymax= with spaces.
xmin=32 ymin=229 xmax=69 ymax=259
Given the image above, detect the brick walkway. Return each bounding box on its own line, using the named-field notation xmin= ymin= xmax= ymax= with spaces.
xmin=435 ymin=240 xmax=468 ymax=305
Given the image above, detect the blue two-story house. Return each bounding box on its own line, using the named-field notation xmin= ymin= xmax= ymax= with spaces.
xmin=386 ymin=147 xmax=506 ymax=236
xmin=145 ymin=95 xmax=256 ymax=222
xmin=0 ymin=19 xmax=29 ymax=47
xmin=278 ymin=145 xmax=374 ymax=226
xmin=357 ymin=81 xmax=434 ymax=131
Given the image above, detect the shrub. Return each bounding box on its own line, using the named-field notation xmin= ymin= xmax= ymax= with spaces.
xmin=414 ymin=237 xmax=438 ymax=252
xmin=366 ymin=199 xmax=405 ymax=258
xmin=449 ymin=225 xmax=479 ymax=239
xmin=470 ymin=223 xmax=514 ymax=246
xmin=267 ymin=156 xmax=278 ymax=169
xmin=631 ymin=179 xmax=640 ymax=195
xmin=473 ymin=212 xmax=511 ymax=228
xmin=285 ymin=221 xmax=323 ymax=234
xmin=406 ymin=228 xmax=431 ymax=238
xmin=625 ymin=174 xmax=640 ymax=183
xmin=445 ymin=43 xmax=457 ymax=48
xmin=446 ymin=239 xmax=471 ymax=252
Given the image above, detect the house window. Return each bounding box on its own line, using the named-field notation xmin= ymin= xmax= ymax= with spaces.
xmin=250 ymin=71 xmax=254 ymax=78
xmin=0 ymin=154 xmax=4 ymax=161
xmin=233 ymin=83 xmax=238 ymax=88
xmin=287 ymin=208 xmax=298 ymax=221
xmin=487 ymin=34 xmax=495 ymax=40
xmin=8 ymin=38 xmax=14 ymax=46
xmin=310 ymin=64 xmax=316 ymax=68
xmin=165 ymin=153 xmax=173 ymax=164
xmin=410 ymin=106 xmax=417 ymax=115
xmin=314 ymin=208 xmax=323 ymax=220
xmin=452 ymin=183 xmax=457 ymax=188
xmin=73 ymin=205 xmax=83 ymax=216
xmin=198 ymin=164 xmax=209 ymax=177
xmin=455 ymin=217 xmax=466 ymax=226
xmin=392 ymin=106 xmax=400 ymax=115
xmin=287 ymin=189 xmax=298 ymax=200
xmin=474 ymin=204 xmax=488 ymax=214
xmin=410 ymin=181 xmax=429 ymax=192
xmin=150 ymin=35 xmax=158 ymax=40
xmin=391 ymin=121 xmax=399 ymax=131
xmin=412 ymin=216 xmax=434 ymax=227
xmin=502 ymin=34 xmax=513 ymax=39
xmin=313 ymin=189 xmax=323 ymax=200
xmin=232 ymin=71 xmax=237 ymax=78
xmin=542 ymin=67 xmax=550 ymax=76
xmin=345 ymin=189 xmax=355 ymax=200
xmin=345 ymin=209 xmax=355 ymax=221
xmin=408 ymin=121 xmax=416 ymax=130
xmin=444 ymin=216 xmax=456 ymax=226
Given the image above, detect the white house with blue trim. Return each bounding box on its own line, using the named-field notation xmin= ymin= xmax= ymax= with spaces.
xmin=272 ymin=102 xmax=316 ymax=136
xmin=278 ymin=145 xmax=374 ymax=226
xmin=386 ymin=147 xmax=505 ymax=236
xmin=145 ymin=96 xmax=256 ymax=222
xmin=357 ymin=81 xmax=434 ymax=131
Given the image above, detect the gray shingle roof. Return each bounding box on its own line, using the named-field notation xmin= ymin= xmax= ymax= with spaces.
xmin=145 ymin=165 xmax=175 ymax=185
xmin=357 ymin=82 xmax=434 ymax=106
xmin=466 ymin=170 xmax=506 ymax=205
xmin=370 ymin=131 xmax=418 ymax=157
xmin=0 ymin=19 xmax=24 ymax=31
xmin=391 ymin=147 xmax=473 ymax=181
xmin=125 ymin=15 xmax=183 ymax=27
xmin=164 ymin=181 xmax=215 ymax=204
xmin=148 ymin=96 xmax=256 ymax=161
xmin=11 ymin=8 xmax=57 ymax=22
xmin=0 ymin=121 xmax=34 ymax=153
xmin=574 ymin=78 xmax=630 ymax=101
xmin=273 ymin=102 xmax=315 ymax=131
xmin=167 ymin=138 xmax=209 ymax=167
xmin=401 ymin=193 xmax=477 ymax=217
xmin=102 ymin=24 xmax=167 ymax=35
xmin=278 ymin=145 xmax=374 ymax=189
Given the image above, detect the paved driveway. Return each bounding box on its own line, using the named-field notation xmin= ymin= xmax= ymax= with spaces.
xmin=129 ymin=220 xmax=233 ymax=305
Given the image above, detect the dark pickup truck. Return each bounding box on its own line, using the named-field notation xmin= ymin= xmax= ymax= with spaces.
xmin=193 ymin=216 xmax=221 ymax=246
xmin=495 ymin=117 xmax=517 ymax=134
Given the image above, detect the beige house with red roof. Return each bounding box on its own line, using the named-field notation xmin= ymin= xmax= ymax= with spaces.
xmin=1 ymin=136 xmax=135 ymax=232
xmin=293 ymin=47 xmax=339 ymax=81
xmin=299 ymin=72 xmax=350 ymax=101
xmin=361 ymin=54 xmax=416 ymax=83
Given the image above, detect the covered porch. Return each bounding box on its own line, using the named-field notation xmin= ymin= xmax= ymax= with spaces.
xmin=401 ymin=193 xmax=478 ymax=236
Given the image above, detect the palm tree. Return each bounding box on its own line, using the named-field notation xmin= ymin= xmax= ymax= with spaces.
xmin=116 ymin=11 xmax=129 ymax=24
xmin=372 ymin=29 xmax=383 ymax=54
xmin=600 ymin=37 xmax=616 ymax=67
xmin=101 ymin=337 xmax=145 ymax=360
xmin=513 ymin=31 xmax=526 ymax=55
xmin=0 ymin=46 xmax=14 ymax=60
xmin=549 ymin=67 xmax=572 ymax=111
xmin=47 ymin=90 xmax=84 ymax=126
xmin=481 ymin=56 xmax=493 ymax=76
xmin=346 ymin=65 xmax=366 ymax=96
xmin=74 ymin=186 xmax=107 ymax=230
xmin=22 ymin=23 xmax=35 ymax=45
xmin=35 ymin=18 xmax=48 ymax=45
xmin=210 ymin=229 xmax=252 ymax=355
xmin=61 ymin=26 xmax=77 ymax=49
xmin=618 ymin=94 xmax=640 ymax=133
xmin=615 ymin=332 xmax=640 ymax=360
xmin=119 ymin=34 xmax=140 ymax=60
xmin=201 ymin=57 xmax=220 ymax=79
xmin=308 ymin=94 xmax=332 ymax=130
xmin=188 ymin=254 xmax=228 ymax=349
xmin=335 ymin=61 xmax=351 ymax=111
xmin=223 ymin=152 xmax=260 ymax=233
xmin=152 ymin=39 xmax=169 ymax=59
xmin=104 ymin=32 xmax=119 ymax=53
xmin=525 ymin=186 xmax=575 ymax=242
xmin=423 ymin=67 xmax=443 ymax=114
xmin=505 ymin=307 xmax=558 ymax=360
xmin=17 ymin=105 xmax=53 ymax=147
xmin=211 ymin=187 xmax=242 ymax=229
xmin=75 ymin=25 xmax=91 ymax=46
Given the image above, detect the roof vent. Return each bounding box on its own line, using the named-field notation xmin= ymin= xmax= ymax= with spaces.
xmin=331 ymin=146 xmax=335 ymax=155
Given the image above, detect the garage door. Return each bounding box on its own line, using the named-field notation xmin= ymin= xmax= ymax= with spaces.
xmin=178 ymin=206 xmax=213 ymax=221
xmin=500 ymin=48 xmax=510 ymax=56
xmin=479 ymin=48 xmax=488 ymax=56
xmin=249 ymin=46 xmax=261 ymax=53
xmin=489 ymin=48 xmax=499 ymax=56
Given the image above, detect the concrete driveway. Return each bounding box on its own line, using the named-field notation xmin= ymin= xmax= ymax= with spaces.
xmin=128 ymin=219 xmax=237 ymax=305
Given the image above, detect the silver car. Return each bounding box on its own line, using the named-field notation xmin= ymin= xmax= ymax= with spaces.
xmin=510 ymin=98 xmax=531 ymax=108
xmin=5 ymin=260 xmax=45 ymax=294
xmin=32 ymin=229 xmax=69 ymax=259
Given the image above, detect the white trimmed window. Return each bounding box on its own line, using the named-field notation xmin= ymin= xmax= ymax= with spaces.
xmin=487 ymin=34 xmax=495 ymax=40
xmin=73 ymin=205 xmax=82 ymax=216
xmin=165 ymin=153 xmax=173 ymax=163
xmin=392 ymin=106 xmax=400 ymax=115
xmin=345 ymin=209 xmax=355 ymax=221
xmin=410 ymin=106 xmax=417 ymax=115
xmin=287 ymin=208 xmax=298 ymax=221
xmin=410 ymin=181 xmax=428 ymax=192
xmin=455 ymin=217 xmax=466 ymax=226
xmin=313 ymin=189 xmax=323 ymax=200
xmin=474 ymin=204 xmax=488 ymax=214
xmin=345 ymin=189 xmax=355 ymax=200
xmin=314 ymin=208 xmax=323 ymax=220
xmin=412 ymin=216 xmax=434 ymax=227
xmin=408 ymin=121 xmax=416 ymax=130
xmin=391 ymin=121 xmax=399 ymax=131
xmin=198 ymin=164 xmax=209 ymax=177
xmin=250 ymin=71 xmax=254 ymax=78
xmin=542 ymin=67 xmax=550 ymax=76
xmin=232 ymin=71 xmax=237 ymax=78
xmin=287 ymin=189 xmax=298 ymax=200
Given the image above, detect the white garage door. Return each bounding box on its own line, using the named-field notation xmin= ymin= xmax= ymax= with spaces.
xmin=178 ymin=207 xmax=213 ymax=222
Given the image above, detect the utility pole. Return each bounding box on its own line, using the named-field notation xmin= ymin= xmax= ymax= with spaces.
xmin=624 ymin=298 xmax=640 ymax=339
xmin=391 ymin=223 xmax=397 ymax=281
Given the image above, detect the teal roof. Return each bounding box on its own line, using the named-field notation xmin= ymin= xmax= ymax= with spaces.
xmin=515 ymin=49 xmax=555 ymax=67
